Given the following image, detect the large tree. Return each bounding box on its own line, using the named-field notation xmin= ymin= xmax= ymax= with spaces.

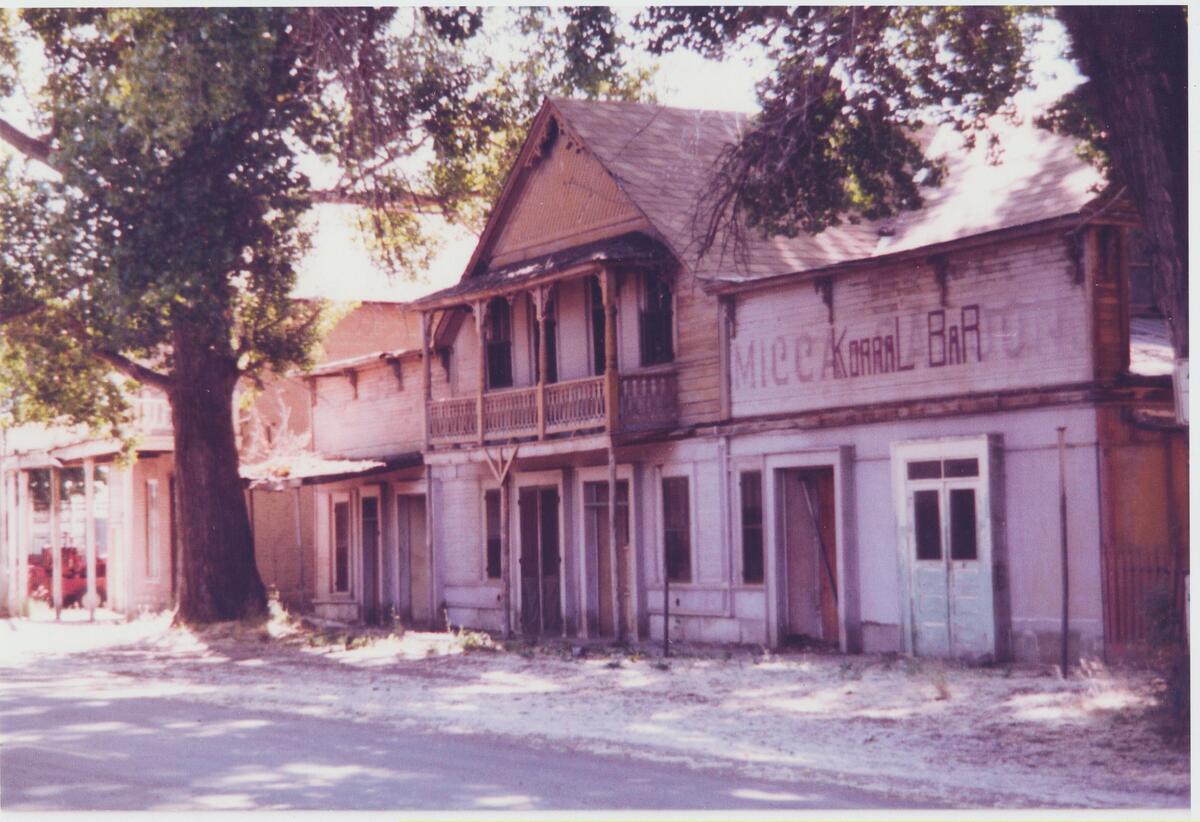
xmin=633 ymin=6 xmax=1188 ymax=359
xmin=0 ymin=7 xmax=648 ymax=623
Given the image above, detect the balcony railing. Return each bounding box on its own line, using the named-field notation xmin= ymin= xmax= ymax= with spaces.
xmin=427 ymin=370 xmax=677 ymax=446
xmin=134 ymin=395 xmax=172 ymax=436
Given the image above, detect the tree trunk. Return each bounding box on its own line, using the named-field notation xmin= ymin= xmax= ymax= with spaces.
xmin=169 ymin=330 xmax=267 ymax=623
xmin=1059 ymin=6 xmax=1188 ymax=358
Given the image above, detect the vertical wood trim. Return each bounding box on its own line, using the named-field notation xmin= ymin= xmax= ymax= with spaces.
xmin=500 ymin=471 xmax=512 ymax=637
xmin=84 ymin=457 xmax=96 ymax=618
xmin=535 ymin=288 xmax=548 ymax=440
xmin=421 ymin=311 xmax=433 ymax=452
xmin=607 ymin=448 xmax=621 ymax=640
xmin=718 ymin=296 xmax=733 ymax=420
xmin=602 ymin=267 xmax=619 ymax=434
xmin=474 ymin=302 xmax=486 ymax=445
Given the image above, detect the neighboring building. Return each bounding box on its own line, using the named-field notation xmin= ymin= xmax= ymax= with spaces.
xmin=0 ymin=388 xmax=176 ymax=617
xmin=239 ymin=301 xmax=433 ymax=624
xmin=400 ymin=98 xmax=1185 ymax=662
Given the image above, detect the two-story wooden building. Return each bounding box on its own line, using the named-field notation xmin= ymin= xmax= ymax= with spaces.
xmin=402 ymin=99 xmax=1184 ymax=662
xmin=1 ymin=387 xmax=177 ymax=617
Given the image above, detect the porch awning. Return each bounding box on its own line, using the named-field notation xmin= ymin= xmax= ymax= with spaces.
xmin=241 ymin=451 xmax=422 ymax=490
xmin=412 ymin=232 xmax=674 ymax=310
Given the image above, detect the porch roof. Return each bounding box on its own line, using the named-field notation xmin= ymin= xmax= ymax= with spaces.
xmin=241 ymin=451 xmax=422 ymax=490
xmin=412 ymin=232 xmax=673 ymax=310
xmin=302 ymin=347 xmax=421 ymax=378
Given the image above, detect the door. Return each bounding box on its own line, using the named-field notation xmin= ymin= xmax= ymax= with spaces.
xmin=583 ymin=480 xmax=631 ymax=639
xmin=903 ymin=456 xmax=992 ymax=658
xmin=399 ymin=494 xmax=431 ymax=627
xmin=360 ymin=490 xmax=381 ymax=624
xmin=518 ymin=486 xmax=562 ymax=636
xmin=780 ymin=468 xmax=838 ymax=645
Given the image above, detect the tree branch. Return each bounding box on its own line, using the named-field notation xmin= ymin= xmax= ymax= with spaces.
xmin=0 ymin=117 xmax=53 ymax=166
xmin=89 ymin=347 xmax=172 ymax=390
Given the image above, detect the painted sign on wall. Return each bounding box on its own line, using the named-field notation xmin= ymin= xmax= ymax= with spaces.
xmin=730 ymin=235 xmax=1092 ymax=417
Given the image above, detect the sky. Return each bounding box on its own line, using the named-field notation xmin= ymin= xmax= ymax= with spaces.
xmin=295 ymin=12 xmax=1082 ymax=305
xmin=0 ymin=9 xmax=1082 ymax=306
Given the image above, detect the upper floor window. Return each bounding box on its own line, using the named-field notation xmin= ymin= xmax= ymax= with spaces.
xmin=484 ymin=297 xmax=513 ymax=389
xmin=639 ymin=270 xmax=674 ymax=367
xmin=588 ymin=276 xmax=607 ymax=376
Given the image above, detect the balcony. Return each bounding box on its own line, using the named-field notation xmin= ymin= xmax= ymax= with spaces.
xmin=427 ymin=371 xmax=677 ymax=446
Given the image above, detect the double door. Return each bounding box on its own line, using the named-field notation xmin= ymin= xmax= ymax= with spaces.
xmin=903 ymin=456 xmax=993 ymax=658
xmin=519 ymin=486 xmax=562 ymax=636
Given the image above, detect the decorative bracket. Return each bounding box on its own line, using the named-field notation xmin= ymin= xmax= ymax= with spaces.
xmin=931 ymin=255 xmax=951 ymax=307
xmin=814 ymin=275 xmax=834 ymax=324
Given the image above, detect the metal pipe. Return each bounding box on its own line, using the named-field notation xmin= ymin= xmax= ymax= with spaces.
xmin=1057 ymin=426 xmax=1070 ymax=674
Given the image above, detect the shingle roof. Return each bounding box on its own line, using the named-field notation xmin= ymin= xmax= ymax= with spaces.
xmin=548 ymin=97 xmax=1108 ymax=282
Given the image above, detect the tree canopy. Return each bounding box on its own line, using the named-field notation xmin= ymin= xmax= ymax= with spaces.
xmin=631 ymin=6 xmax=1187 ymax=358
xmin=0 ymin=7 xmax=650 ymax=621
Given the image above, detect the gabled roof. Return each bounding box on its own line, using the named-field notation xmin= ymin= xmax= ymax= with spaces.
xmin=424 ymin=96 xmax=1110 ymax=302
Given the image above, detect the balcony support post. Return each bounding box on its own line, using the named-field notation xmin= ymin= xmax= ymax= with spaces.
xmin=534 ymin=287 xmax=548 ymax=440
xmin=421 ymin=311 xmax=432 ymax=452
xmin=474 ymin=301 xmax=486 ymax=445
xmin=601 ymin=267 xmax=620 ymax=434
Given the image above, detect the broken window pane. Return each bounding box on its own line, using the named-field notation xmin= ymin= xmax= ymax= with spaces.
xmin=907 ymin=460 xmax=942 ymax=480
xmin=949 ymin=488 xmax=978 ymax=561
xmin=740 ymin=471 xmax=764 ymax=584
xmin=944 ymin=458 xmax=979 ymax=478
xmin=914 ymin=490 xmax=942 ymax=560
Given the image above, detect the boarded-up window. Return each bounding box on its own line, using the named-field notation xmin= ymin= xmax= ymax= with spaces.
xmin=913 ymin=489 xmax=941 ymax=561
xmin=640 ymin=270 xmax=674 ymax=366
xmin=740 ymin=471 xmax=764 ymax=584
xmin=333 ymin=500 xmax=350 ymax=593
xmin=662 ymin=476 xmax=691 ymax=582
xmin=485 ymin=297 xmax=513 ymax=389
xmin=484 ymin=489 xmax=502 ymax=579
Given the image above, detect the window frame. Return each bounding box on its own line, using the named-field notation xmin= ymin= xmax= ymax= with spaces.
xmin=658 ymin=468 xmax=694 ymax=584
xmin=144 ymin=478 xmax=161 ymax=580
xmin=483 ymin=486 xmax=503 ymax=581
xmin=738 ymin=470 xmax=765 ymax=585
xmin=484 ymin=296 xmax=514 ymax=390
xmin=329 ymin=491 xmax=353 ymax=596
xmin=638 ymin=269 xmax=675 ymax=367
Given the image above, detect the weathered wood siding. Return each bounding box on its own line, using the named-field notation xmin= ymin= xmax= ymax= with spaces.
xmin=730 ymin=232 xmax=1094 ymax=418
xmin=312 ymin=357 xmax=425 ymax=459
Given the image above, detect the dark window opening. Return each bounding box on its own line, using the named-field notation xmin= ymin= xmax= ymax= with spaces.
xmin=949 ymin=488 xmax=978 ymax=561
xmin=589 ymin=276 xmax=607 ymax=376
xmin=333 ymin=500 xmax=350 ymax=593
xmin=484 ymin=489 xmax=502 ymax=579
xmin=907 ymin=460 xmax=942 ymax=480
xmin=740 ymin=471 xmax=764 ymax=584
xmin=662 ymin=476 xmax=691 ymax=582
xmin=944 ymin=458 xmax=979 ymax=478
xmin=639 ymin=270 xmax=674 ymax=366
xmin=913 ymin=490 xmax=942 ymax=561
xmin=484 ymin=297 xmax=513 ymax=389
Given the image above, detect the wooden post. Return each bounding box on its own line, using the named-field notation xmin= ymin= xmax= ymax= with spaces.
xmin=499 ymin=474 xmax=511 ymax=638
xmin=607 ymin=447 xmax=622 ymax=641
xmin=84 ymin=457 xmax=97 ymax=619
xmin=535 ymin=287 xmax=548 ymax=441
xmin=601 ymin=267 xmax=620 ymax=434
xmin=421 ymin=311 xmax=433 ymax=451
xmin=474 ymin=301 xmax=486 ymax=445
xmin=293 ymin=483 xmax=305 ymax=605
xmin=1057 ymin=426 xmax=1070 ymax=675
xmin=50 ymin=466 xmax=61 ymax=619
